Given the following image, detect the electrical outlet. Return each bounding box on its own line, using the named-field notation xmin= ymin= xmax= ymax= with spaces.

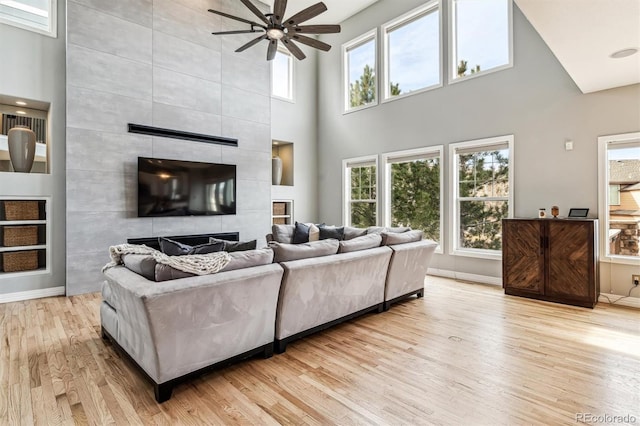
xmin=633 ymin=275 xmax=640 ymax=286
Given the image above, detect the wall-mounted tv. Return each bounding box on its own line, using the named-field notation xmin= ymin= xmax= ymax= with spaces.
xmin=138 ymin=157 xmax=236 ymax=217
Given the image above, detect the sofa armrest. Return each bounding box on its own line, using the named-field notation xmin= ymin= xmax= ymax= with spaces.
xmin=103 ymin=263 xmax=284 ymax=383
xmin=385 ymin=240 xmax=438 ymax=301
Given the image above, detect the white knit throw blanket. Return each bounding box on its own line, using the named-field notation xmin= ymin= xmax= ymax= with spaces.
xmin=102 ymin=244 xmax=231 ymax=276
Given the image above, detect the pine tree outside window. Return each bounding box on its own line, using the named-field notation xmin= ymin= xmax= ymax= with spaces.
xmin=343 ymin=156 xmax=378 ymax=227
xmin=0 ymin=0 xmax=56 ymax=37
xmin=450 ymin=135 xmax=514 ymax=259
xmin=343 ymin=30 xmax=378 ymax=113
xmin=382 ymin=146 xmax=443 ymax=252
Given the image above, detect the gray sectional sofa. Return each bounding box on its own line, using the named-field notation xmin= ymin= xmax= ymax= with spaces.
xmin=101 ymin=225 xmax=437 ymax=402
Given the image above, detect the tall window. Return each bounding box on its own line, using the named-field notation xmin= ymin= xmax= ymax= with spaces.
xmin=598 ymin=132 xmax=640 ymax=260
xmin=343 ymin=30 xmax=377 ymax=112
xmin=0 ymin=0 xmax=56 ymax=37
xmin=383 ymin=146 xmax=443 ymax=250
xmin=450 ymin=135 xmax=514 ymax=258
xmin=271 ymin=49 xmax=293 ymax=101
xmin=343 ymin=156 xmax=378 ymax=227
xmin=382 ymin=1 xmax=441 ymax=101
xmin=449 ymin=0 xmax=511 ymax=82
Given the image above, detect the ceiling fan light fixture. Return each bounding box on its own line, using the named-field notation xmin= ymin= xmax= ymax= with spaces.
xmin=267 ymin=28 xmax=285 ymax=40
xmin=610 ymin=48 xmax=638 ymax=59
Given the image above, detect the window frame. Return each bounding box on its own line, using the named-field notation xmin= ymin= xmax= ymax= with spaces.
xmin=342 ymin=29 xmax=379 ymax=114
xmin=381 ymin=0 xmax=442 ymax=103
xmin=598 ymin=131 xmax=640 ymax=265
xmin=449 ymin=135 xmax=514 ymax=260
xmin=382 ymin=146 xmax=444 ymax=253
xmin=447 ymin=0 xmax=513 ymax=85
xmin=0 ymin=0 xmax=57 ymax=38
xmin=271 ymin=48 xmax=295 ymax=103
xmin=343 ymin=155 xmax=379 ymax=227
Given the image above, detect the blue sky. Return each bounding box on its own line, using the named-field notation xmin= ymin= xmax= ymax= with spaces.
xmin=609 ymin=146 xmax=640 ymax=161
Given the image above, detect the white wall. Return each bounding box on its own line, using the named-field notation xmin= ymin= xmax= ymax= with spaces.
xmin=0 ymin=1 xmax=66 ymax=295
xmin=271 ymin=50 xmax=319 ymax=223
xmin=314 ymin=0 xmax=640 ymax=295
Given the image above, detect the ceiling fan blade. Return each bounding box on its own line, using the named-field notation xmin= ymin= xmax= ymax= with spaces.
xmin=240 ymin=0 xmax=270 ymax=25
xmin=208 ymin=9 xmax=265 ymax=28
xmin=235 ymin=35 xmax=268 ymax=52
xmin=213 ymin=29 xmax=262 ymax=35
xmin=273 ymin=0 xmax=287 ymax=25
xmin=291 ymin=34 xmax=331 ymax=52
xmin=282 ymin=36 xmax=306 ymax=61
xmin=290 ymin=24 xmax=341 ymax=34
xmin=267 ymin=39 xmax=279 ymax=61
xmin=284 ymin=2 xmax=327 ymax=27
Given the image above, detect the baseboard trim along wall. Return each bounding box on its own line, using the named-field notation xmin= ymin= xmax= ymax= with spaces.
xmin=598 ymin=293 xmax=640 ymax=309
xmin=427 ymin=268 xmax=502 ymax=286
xmin=0 ymin=286 xmax=65 ymax=304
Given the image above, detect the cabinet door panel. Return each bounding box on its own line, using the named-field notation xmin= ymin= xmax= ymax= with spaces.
xmin=547 ymin=221 xmax=593 ymax=300
xmin=503 ymin=220 xmax=544 ymax=294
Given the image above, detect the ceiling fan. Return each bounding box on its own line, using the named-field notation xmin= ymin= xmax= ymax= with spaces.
xmin=208 ymin=0 xmax=341 ymax=61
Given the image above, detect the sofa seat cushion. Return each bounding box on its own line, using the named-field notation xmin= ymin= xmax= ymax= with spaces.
xmin=154 ymin=248 xmax=275 ymax=282
xmin=381 ymin=229 xmax=424 ymax=245
xmin=338 ymin=234 xmax=382 ymax=253
xmin=270 ymin=239 xmax=339 ymax=263
xmin=122 ymin=254 xmax=157 ymax=281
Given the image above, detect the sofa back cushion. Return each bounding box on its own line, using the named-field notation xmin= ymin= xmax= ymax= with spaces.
xmin=270 ymin=239 xmax=339 ymax=263
xmin=154 ymin=248 xmax=275 ymax=282
xmin=343 ymin=226 xmax=367 ymax=240
xmin=122 ymin=254 xmax=157 ymax=281
xmin=338 ymin=234 xmax=382 ymax=253
xmin=381 ymin=229 xmax=424 ymax=245
xmin=367 ymin=226 xmax=411 ymax=235
xmin=272 ymin=224 xmax=295 ymax=243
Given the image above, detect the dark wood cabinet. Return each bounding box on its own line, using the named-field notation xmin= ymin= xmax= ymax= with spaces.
xmin=502 ymin=219 xmax=599 ymax=308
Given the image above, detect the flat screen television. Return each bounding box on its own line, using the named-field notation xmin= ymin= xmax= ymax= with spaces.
xmin=138 ymin=157 xmax=236 ymax=217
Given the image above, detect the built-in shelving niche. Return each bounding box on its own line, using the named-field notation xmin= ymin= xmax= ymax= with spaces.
xmin=272 ymin=141 xmax=293 ymax=186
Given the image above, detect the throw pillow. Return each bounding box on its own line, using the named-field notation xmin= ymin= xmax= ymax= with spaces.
xmin=292 ymin=222 xmax=311 ymax=244
xmin=272 ymin=224 xmax=295 ymax=243
xmin=338 ymin=234 xmax=382 ymax=253
xmin=308 ymin=223 xmax=320 ymax=241
xmin=122 ymin=254 xmax=157 ymax=281
xmin=381 ymin=229 xmax=424 ymax=246
xmin=159 ymin=237 xmax=225 ymax=256
xmin=269 ymin=239 xmax=339 ymax=263
xmin=318 ymin=225 xmax=345 ymax=240
xmin=209 ymin=237 xmax=257 ymax=252
xmin=343 ymin=226 xmax=367 ymax=240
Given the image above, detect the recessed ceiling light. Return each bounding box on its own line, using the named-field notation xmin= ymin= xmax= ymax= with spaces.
xmin=610 ymin=48 xmax=638 ymax=59
xmin=16 ymin=111 xmax=27 ymax=115
xmin=15 ymin=101 xmax=27 ymax=106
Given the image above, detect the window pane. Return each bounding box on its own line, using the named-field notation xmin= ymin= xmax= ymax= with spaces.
xmin=452 ymin=0 xmax=509 ymax=79
xmin=351 ymin=202 xmax=376 ymax=227
xmin=348 ymin=38 xmax=376 ymax=108
xmin=387 ymin=9 xmax=440 ymax=97
xmin=459 ymin=200 xmax=507 ymax=250
xmin=607 ymin=146 xmax=640 ymax=258
xmin=458 ymin=149 xmax=509 ymax=197
xmin=390 ymin=158 xmax=440 ymax=242
xmin=350 ymin=165 xmax=376 ymax=201
xmin=0 ymin=0 xmax=51 ymax=33
xmin=272 ymin=51 xmax=291 ymax=99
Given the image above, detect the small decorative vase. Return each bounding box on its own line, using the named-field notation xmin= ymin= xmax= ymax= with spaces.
xmin=551 ymin=206 xmax=559 ymax=218
xmin=8 ymin=125 xmax=36 ymax=173
xmin=272 ymin=156 xmax=283 ymax=185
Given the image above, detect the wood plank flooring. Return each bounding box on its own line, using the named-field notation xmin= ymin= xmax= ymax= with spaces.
xmin=1 ymin=276 xmax=639 ymax=425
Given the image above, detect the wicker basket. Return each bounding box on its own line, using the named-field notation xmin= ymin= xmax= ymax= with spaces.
xmin=4 ymin=201 xmax=39 ymax=221
xmin=272 ymin=217 xmax=288 ymax=225
xmin=2 ymin=251 xmax=38 ymax=272
xmin=4 ymin=226 xmax=38 ymax=247
xmin=273 ymin=202 xmax=287 ymax=216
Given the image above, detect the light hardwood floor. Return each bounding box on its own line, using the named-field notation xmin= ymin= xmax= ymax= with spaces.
xmin=1 ymin=276 xmax=639 ymax=425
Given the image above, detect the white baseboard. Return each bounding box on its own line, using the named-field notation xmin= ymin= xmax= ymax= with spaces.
xmin=0 ymin=286 xmax=65 ymax=304
xmin=598 ymin=293 xmax=640 ymax=309
xmin=427 ymin=268 xmax=502 ymax=286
